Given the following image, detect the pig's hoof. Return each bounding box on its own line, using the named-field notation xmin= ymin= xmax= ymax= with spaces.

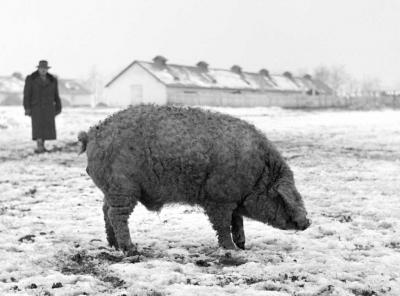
xmin=109 ymin=241 xmax=119 ymax=250
xmin=235 ymin=242 xmax=245 ymax=250
xmin=124 ymin=248 xmax=139 ymax=257
xmin=106 ymin=235 xmax=119 ymax=249
xmin=122 ymin=254 xmax=141 ymax=264
xmin=221 ymin=241 xmax=236 ymax=250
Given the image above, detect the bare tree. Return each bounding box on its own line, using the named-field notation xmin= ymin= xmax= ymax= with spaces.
xmin=343 ymin=77 xmax=360 ymax=97
xmin=313 ymin=65 xmax=350 ymax=95
xmin=360 ymin=77 xmax=381 ymax=95
xmin=85 ymin=65 xmax=105 ymax=107
xmin=313 ymin=66 xmax=331 ymax=85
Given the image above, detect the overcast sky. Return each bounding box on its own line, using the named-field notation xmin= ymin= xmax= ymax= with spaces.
xmin=0 ymin=0 xmax=399 ymax=88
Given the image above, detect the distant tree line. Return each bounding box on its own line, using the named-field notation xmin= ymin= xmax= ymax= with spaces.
xmin=311 ymin=65 xmax=382 ymax=97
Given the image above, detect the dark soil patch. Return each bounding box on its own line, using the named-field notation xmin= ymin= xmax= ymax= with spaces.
xmin=385 ymin=241 xmax=400 ymax=250
xmin=51 ymin=282 xmax=63 ymax=289
xmin=218 ymin=256 xmax=247 ymax=266
xmin=49 ymin=141 xmax=80 ymax=153
xmin=58 ymin=250 xmax=127 ymax=288
xmin=18 ymin=234 xmax=36 ymax=243
xmin=351 ymin=289 xmax=378 ymax=296
xmin=322 ymin=212 xmax=353 ymax=223
xmin=97 ymin=251 xmax=124 ymax=263
xmin=195 ymin=259 xmax=211 ymax=267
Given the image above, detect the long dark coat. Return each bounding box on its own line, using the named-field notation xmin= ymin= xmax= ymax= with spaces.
xmin=23 ymin=71 xmax=62 ymax=140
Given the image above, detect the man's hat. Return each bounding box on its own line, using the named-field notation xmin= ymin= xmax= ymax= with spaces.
xmin=37 ymin=60 xmax=51 ymax=69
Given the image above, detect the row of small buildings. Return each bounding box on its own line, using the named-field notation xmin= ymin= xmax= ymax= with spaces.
xmin=103 ymin=56 xmax=334 ymax=107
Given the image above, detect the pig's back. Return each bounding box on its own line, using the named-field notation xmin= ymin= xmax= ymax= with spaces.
xmin=88 ymin=105 xmax=276 ymax=207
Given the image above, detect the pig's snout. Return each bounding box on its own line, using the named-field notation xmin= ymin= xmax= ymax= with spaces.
xmin=297 ymin=218 xmax=311 ymax=230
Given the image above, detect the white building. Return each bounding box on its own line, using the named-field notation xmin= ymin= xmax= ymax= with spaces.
xmin=104 ymin=56 xmax=333 ymax=108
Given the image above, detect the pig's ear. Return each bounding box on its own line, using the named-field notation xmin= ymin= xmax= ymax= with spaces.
xmin=276 ymin=185 xmax=296 ymax=211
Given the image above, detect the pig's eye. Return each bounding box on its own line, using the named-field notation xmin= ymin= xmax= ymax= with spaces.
xmin=270 ymin=189 xmax=284 ymax=205
xmin=275 ymin=188 xmax=292 ymax=211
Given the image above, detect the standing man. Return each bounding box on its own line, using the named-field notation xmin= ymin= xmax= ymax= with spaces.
xmin=23 ymin=60 xmax=62 ymax=153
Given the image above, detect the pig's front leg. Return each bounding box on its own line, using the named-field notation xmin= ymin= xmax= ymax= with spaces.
xmin=231 ymin=210 xmax=245 ymax=250
xmin=205 ymin=203 xmax=237 ymax=250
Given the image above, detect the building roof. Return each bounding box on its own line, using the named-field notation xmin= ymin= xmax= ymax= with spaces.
xmin=309 ymin=78 xmax=334 ymax=95
xmin=58 ymin=79 xmax=92 ymax=96
xmin=0 ymin=76 xmax=24 ymax=93
xmin=105 ymin=58 xmax=333 ymax=95
xmin=0 ymin=76 xmax=92 ymax=96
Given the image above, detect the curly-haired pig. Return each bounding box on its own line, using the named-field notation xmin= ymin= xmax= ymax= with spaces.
xmin=78 ymin=104 xmax=310 ymax=255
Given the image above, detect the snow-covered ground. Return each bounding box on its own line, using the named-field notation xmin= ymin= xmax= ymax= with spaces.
xmin=0 ymin=106 xmax=399 ymax=296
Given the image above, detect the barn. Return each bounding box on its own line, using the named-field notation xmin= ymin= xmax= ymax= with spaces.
xmin=104 ymin=56 xmax=333 ymax=108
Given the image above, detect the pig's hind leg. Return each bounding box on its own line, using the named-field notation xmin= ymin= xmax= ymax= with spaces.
xmin=231 ymin=210 xmax=245 ymax=250
xmin=103 ymin=198 xmax=118 ymax=249
xmin=105 ymin=191 xmax=138 ymax=256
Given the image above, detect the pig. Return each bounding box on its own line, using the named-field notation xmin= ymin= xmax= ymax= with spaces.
xmin=78 ymin=104 xmax=310 ymax=255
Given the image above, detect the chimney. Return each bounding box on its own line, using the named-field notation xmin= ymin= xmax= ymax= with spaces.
xmin=303 ymin=74 xmax=316 ymax=95
xmin=153 ymin=55 xmax=167 ymax=68
xmin=259 ymin=69 xmax=270 ymax=78
xmin=283 ymin=71 xmax=293 ymax=79
xmin=259 ymin=68 xmax=277 ymax=87
xmin=197 ymin=61 xmax=217 ymax=83
xmin=196 ymin=61 xmax=209 ymax=72
xmin=231 ymin=65 xmax=242 ymax=75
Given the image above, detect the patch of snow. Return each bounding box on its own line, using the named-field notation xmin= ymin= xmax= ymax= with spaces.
xmin=1 ymin=106 xmax=399 ymax=295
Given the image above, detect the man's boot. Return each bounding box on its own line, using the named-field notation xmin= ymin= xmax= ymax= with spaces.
xmin=34 ymin=139 xmax=45 ymax=153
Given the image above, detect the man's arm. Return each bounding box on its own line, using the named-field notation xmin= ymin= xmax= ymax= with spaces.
xmin=54 ymin=78 xmax=62 ymax=115
xmin=23 ymin=76 xmax=32 ymax=116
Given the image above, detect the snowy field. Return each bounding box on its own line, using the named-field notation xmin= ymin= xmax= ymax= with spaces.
xmin=0 ymin=106 xmax=399 ymax=296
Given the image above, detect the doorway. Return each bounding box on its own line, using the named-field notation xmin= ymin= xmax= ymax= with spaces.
xmin=130 ymin=85 xmax=143 ymax=105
